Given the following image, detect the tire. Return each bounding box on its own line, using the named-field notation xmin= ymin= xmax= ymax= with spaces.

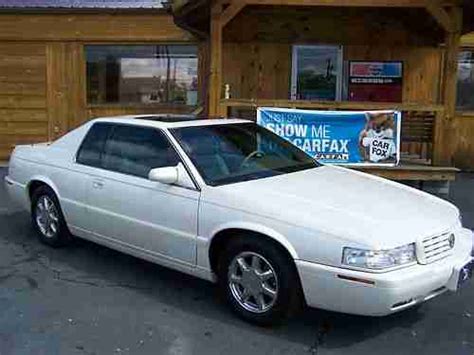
xmin=31 ymin=185 xmax=71 ymax=247
xmin=217 ymin=235 xmax=303 ymax=326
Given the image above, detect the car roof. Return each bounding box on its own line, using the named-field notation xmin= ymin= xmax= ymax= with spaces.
xmin=90 ymin=114 xmax=252 ymax=129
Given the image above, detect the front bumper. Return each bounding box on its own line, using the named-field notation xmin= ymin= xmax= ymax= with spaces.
xmin=296 ymin=228 xmax=473 ymax=316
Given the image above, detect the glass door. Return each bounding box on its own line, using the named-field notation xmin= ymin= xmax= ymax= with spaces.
xmin=291 ymin=45 xmax=343 ymax=101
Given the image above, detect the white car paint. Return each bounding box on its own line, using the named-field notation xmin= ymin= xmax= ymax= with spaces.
xmin=4 ymin=115 xmax=473 ymax=316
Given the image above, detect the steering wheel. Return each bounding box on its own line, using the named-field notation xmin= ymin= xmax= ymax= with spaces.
xmin=240 ymin=150 xmax=265 ymax=169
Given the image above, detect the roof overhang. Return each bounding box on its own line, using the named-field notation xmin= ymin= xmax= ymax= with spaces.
xmin=171 ymin=0 xmax=474 ymax=38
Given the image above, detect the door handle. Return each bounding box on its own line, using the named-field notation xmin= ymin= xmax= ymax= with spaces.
xmin=92 ymin=180 xmax=104 ymax=189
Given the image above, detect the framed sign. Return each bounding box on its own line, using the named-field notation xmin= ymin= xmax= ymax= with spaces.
xmin=348 ymin=61 xmax=403 ymax=102
xmin=291 ymin=45 xmax=343 ymax=101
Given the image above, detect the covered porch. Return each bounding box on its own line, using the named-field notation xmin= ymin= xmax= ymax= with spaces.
xmin=171 ymin=0 xmax=474 ymax=183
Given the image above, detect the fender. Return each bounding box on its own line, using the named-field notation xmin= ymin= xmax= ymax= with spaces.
xmin=209 ymin=221 xmax=299 ymax=259
xmin=27 ymin=175 xmax=61 ymax=201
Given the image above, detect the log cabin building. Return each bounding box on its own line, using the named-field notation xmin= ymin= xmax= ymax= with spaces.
xmin=0 ymin=0 xmax=474 ymax=184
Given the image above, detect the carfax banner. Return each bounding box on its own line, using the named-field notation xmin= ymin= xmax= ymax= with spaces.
xmin=257 ymin=107 xmax=401 ymax=166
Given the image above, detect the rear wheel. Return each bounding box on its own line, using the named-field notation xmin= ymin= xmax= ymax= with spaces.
xmin=218 ymin=236 xmax=302 ymax=326
xmin=31 ymin=186 xmax=71 ymax=247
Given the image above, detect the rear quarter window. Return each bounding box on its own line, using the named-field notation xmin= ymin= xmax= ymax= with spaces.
xmin=76 ymin=123 xmax=113 ymax=167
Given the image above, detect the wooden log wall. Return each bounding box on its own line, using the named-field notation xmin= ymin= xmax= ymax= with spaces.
xmin=220 ymin=6 xmax=451 ymax=166
xmin=222 ymin=43 xmax=443 ymax=104
xmin=0 ymin=12 xmax=196 ymax=160
xmin=0 ymin=43 xmax=48 ymax=160
xmin=222 ymin=6 xmax=445 ymax=104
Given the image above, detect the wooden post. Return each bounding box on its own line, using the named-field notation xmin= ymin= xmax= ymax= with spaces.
xmin=432 ymin=110 xmax=444 ymax=165
xmin=435 ymin=6 xmax=462 ymax=166
xmin=208 ymin=1 xmax=246 ymax=117
xmin=208 ymin=4 xmax=223 ymax=117
xmin=198 ymin=40 xmax=210 ymax=116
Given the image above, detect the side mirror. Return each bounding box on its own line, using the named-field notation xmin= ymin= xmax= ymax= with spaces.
xmin=148 ymin=166 xmax=179 ymax=185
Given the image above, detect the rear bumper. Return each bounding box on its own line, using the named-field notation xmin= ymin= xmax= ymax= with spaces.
xmin=4 ymin=175 xmax=29 ymax=210
xmin=296 ymin=228 xmax=474 ymax=316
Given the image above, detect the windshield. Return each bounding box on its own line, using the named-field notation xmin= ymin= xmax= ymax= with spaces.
xmin=171 ymin=123 xmax=319 ymax=186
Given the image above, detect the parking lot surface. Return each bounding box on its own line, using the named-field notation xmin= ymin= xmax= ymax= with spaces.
xmin=1 ymin=167 xmax=473 ymax=355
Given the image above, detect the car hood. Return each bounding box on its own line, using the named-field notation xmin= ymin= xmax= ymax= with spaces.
xmin=206 ymin=165 xmax=460 ymax=249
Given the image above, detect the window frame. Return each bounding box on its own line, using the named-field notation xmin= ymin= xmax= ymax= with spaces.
xmin=100 ymin=124 xmax=181 ymax=179
xmin=75 ymin=122 xmax=114 ymax=168
xmin=84 ymin=43 xmax=201 ymax=108
xmin=290 ymin=44 xmax=344 ymax=101
xmin=169 ymin=122 xmax=319 ymax=187
xmin=75 ymin=122 xmax=200 ymax=190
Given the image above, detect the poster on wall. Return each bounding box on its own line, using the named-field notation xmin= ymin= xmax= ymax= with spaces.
xmin=348 ymin=61 xmax=403 ymax=102
xmin=257 ymin=107 xmax=401 ymax=166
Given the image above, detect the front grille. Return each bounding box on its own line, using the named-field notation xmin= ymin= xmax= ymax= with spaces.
xmin=420 ymin=232 xmax=454 ymax=264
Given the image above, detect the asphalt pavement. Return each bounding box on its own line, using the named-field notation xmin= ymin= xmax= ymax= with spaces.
xmin=0 ymin=167 xmax=473 ymax=355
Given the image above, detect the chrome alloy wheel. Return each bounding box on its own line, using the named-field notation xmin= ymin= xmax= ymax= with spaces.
xmin=35 ymin=196 xmax=59 ymax=239
xmin=228 ymin=251 xmax=279 ymax=314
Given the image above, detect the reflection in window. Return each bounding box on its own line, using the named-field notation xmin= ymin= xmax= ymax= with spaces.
xmin=86 ymin=45 xmax=198 ymax=106
xmin=102 ymin=126 xmax=180 ymax=178
xmin=291 ymin=45 xmax=342 ymax=101
xmin=457 ymin=50 xmax=474 ymax=111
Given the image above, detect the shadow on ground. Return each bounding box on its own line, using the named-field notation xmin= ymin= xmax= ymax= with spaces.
xmin=0 ymin=210 xmax=429 ymax=355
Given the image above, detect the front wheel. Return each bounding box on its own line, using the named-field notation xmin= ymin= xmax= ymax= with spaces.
xmin=218 ymin=236 xmax=302 ymax=326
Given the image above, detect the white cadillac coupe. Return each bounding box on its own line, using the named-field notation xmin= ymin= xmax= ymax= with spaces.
xmin=4 ymin=115 xmax=474 ymax=325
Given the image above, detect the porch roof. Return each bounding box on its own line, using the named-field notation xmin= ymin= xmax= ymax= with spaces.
xmin=172 ymin=0 xmax=474 ymax=37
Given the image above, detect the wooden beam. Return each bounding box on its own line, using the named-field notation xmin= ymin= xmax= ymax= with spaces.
xmin=221 ymin=98 xmax=445 ymax=112
xmin=352 ymin=164 xmax=458 ymax=181
xmin=442 ymin=7 xmax=462 ymax=118
xmin=435 ymin=6 xmax=462 ymax=165
xmin=220 ymin=2 xmax=247 ymax=28
xmin=443 ymin=32 xmax=461 ymax=119
xmin=207 ymin=0 xmax=245 ymax=117
xmin=426 ymin=0 xmax=454 ymax=32
xmin=431 ymin=110 xmax=444 ymax=165
xmin=208 ymin=4 xmax=223 ymax=116
xmin=244 ymin=0 xmax=455 ymax=8
xmin=0 ymin=13 xmax=194 ymax=42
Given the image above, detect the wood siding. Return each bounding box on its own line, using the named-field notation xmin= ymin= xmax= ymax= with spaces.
xmin=345 ymin=46 xmax=443 ymax=104
xmin=0 ymin=43 xmax=48 ymax=160
xmin=222 ymin=43 xmax=291 ymax=100
xmin=0 ymin=13 xmax=193 ymax=42
xmin=0 ymin=9 xmax=470 ymax=170
xmin=47 ymin=42 xmax=86 ymax=140
xmin=223 ymin=6 xmax=444 ymax=46
xmin=0 ymin=13 xmax=196 ymax=160
xmin=222 ymin=44 xmax=443 ymax=104
xmin=221 ymin=6 xmax=445 ymax=103
xmin=453 ymin=114 xmax=474 ymax=171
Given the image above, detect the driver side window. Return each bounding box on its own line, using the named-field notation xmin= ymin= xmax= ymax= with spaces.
xmin=101 ymin=125 xmax=180 ymax=179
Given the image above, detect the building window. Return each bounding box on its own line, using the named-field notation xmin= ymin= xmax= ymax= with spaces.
xmin=291 ymin=45 xmax=343 ymax=101
xmin=457 ymin=50 xmax=474 ymax=111
xmin=86 ymin=45 xmax=199 ymax=106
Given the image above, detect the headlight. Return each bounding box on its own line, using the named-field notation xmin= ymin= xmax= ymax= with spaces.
xmin=342 ymin=243 xmax=416 ymax=270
